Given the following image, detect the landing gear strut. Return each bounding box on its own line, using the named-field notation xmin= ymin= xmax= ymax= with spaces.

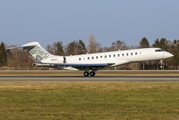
xmin=159 ymin=60 xmax=164 ymax=69
xmin=83 ymin=71 xmax=96 ymax=77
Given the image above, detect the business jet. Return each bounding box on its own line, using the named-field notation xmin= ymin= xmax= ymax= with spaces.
xmin=8 ymin=42 xmax=173 ymax=77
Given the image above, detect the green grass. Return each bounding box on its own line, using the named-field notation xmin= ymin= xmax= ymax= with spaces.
xmin=0 ymin=81 xmax=179 ymax=119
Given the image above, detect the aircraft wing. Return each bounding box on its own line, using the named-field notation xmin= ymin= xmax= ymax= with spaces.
xmin=33 ymin=62 xmax=115 ymax=71
xmin=44 ymin=63 xmax=115 ymax=66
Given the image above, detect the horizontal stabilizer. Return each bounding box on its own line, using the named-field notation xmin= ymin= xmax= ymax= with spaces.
xmin=7 ymin=45 xmax=36 ymax=50
xmin=7 ymin=42 xmax=41 ymax=50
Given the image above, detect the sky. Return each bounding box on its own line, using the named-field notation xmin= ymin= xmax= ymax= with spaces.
xmin=0 ymin=0 xmax=179 ymax=48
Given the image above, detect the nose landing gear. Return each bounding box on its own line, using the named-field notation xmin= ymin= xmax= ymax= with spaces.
xmin=83 ymin=71 xmax=96 ymax=77
xmin=159 ymin=60 xmax=164 ymax=69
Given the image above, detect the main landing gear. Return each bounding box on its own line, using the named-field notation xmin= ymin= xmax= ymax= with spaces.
xmin=83 ymin=71 xmax=96 ymax=77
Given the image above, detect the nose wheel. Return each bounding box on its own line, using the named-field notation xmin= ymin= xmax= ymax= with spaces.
xmin=83 ymin=71 xmax=96 ymax=77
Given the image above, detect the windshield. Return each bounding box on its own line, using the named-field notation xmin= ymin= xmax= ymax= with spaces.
xmin=155 ymin=49 xmax=164 ymax=52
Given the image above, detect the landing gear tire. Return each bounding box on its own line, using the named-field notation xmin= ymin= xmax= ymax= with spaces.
xmin=90 ymin=71 xmax=95 ymax=77
xmin=84 ymin=71 xmax=89 ymax=77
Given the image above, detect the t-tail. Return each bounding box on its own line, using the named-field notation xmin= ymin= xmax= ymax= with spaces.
xmin=8 ymin=42 xmax=54 ymax=63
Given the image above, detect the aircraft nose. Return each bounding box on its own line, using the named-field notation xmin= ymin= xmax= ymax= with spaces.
xmin=164 ymin=52 xmax=173 ymax=58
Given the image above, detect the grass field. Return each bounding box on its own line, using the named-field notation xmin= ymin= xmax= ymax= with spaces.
xmin=0 ymin=81 xmax=179 ymax=120
xmin=0 ymin=70 xmax=179 ymax=76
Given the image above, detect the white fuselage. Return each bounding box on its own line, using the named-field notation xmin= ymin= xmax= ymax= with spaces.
xmin=41 ymin=48 xmax=173 ymax=68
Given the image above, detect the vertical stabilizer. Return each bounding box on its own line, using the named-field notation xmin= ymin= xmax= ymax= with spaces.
xmin=22 ymin=42 xmax=53 ymax=62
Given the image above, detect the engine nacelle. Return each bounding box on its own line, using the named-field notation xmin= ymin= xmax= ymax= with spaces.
xmin=32 ymin=63 xmax=38 ymax=66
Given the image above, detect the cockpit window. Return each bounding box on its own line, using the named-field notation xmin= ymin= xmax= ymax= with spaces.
xmin=155 ymin=49 xmax=164 ymax=52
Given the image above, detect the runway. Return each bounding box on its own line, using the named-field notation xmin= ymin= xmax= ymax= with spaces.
xmin=0 ymin=76 xmax=179 ymax=81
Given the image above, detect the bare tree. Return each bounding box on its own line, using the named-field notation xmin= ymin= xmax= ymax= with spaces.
xmin=46 ymin=41 xmax=65 ymax=55
xmin=65 ymin=40 xmax=87 ymax=55
xmin=111 ymin=40 xmax=128 ymax=51
xmin=7 ymin=48 xmax=28 ymax=69
xmin=46 ymin=44 xmax=53 ymax=54
xmin=87 ymin=34 xmax=100 ymax=53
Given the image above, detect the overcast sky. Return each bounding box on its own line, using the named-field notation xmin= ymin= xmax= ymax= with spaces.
xmin=0 ymin=0 xmax=179 ymax=48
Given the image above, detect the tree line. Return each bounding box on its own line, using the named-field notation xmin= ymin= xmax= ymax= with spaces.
xmin=1 ymin=34 xmax=179 ymax=70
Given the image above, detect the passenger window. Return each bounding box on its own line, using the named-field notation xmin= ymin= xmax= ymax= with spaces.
xmin=118 ymin=54 xmax=120 ymax=57
xmin=88 ymin=57 xmax=90 ymax=60
xmin=79 ymin=58 xmax=81 ymax=61
xmin=113 ymin=54 xmax=115 ymax=57
xmin=100 ymin=56 xmax=102 ymax=58
xmin=92 ymin=57 xmax=94 ymax=59
xmin=135 ymin=52 xmax=137 ymax=55
xmin=122 ymin=54 xmax=124 ymax=56
xmin=126 ymin=53 xmax=128 ymax=56
xmin=109 ymin=55 xmax=111 ymax=58
xmin=96 ymin=56 xmax=98 ymax=59
xmin=131 ymin=53 xmax=133 ymax=56
xmin=105 ymin=55 xmax=107 ymax=58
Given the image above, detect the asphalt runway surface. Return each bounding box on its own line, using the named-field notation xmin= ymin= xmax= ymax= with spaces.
xmin=0 ymin=76 xmax=179 ymax=81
